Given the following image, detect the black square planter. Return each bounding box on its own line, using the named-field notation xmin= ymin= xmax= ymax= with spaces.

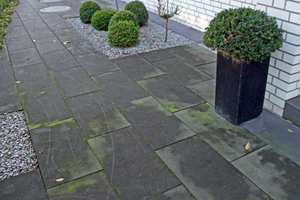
xmin=215 ymin=51 xmax=270 ymax=125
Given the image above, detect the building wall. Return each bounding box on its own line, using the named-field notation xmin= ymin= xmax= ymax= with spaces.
xmin=123 ymin=0 xmax=300 ymax=116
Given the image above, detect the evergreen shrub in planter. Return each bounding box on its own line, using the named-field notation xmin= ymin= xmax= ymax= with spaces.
xmin=109 ymin=10 xmax=138 ymax=27
xmin=79 ymin=1 xmax=101 ymax=23
xmin=124 ymin=0 xmax=149 ymax=26
xmin=91 ymin=8 xmax=116 ymax=31
xmin=203 ymin=7 xmax=284 ymax=124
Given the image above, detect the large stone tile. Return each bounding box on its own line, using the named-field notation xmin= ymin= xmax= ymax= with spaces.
xmin=92 ymin=70 xmax=148 ymax=105
xmin=41 ymin=49 xmax=79 ymax=71
xmin=150 ymin=185 xmax=195 ymax=200
xmin=139 ymin=49 xmax=176 ymax=63
xmin=51 ymin=66 xmax=99 ymax=98
xmin=66 ymin=91 xmax=130 ymax=138
xmin=10 ymin=47 xmax=43 ymax=68
xmin=0 ymin=61 xmax=14 ymax=84
xmin=4 ymin=26 xmax=28 ymax=39
xmin=64 ymin=37 xmax=99 ymax=56
xmin=35 ymin=37 xmax=65 ymax=54
xmin=6 ymin=34 xmax=35 ymax=52
xmin=112 ymin=55 xmax=164 ymax=81
xmin=53 ymin=28 xmax=82 ymax=41
xmin=195 ymin=62 xmax=216 ymax=78
xmin=118 ymin=97 xmax=195 ymax=150
xmin=153 ymin=57 xmax=212 ymax=86
xmin=27 ymin=26 xmax=56 ymax=40
xmin=89 ymin=127 xmax=180 ymax=200
xmin=20 ymin=85 xmax=72 ymax=130
xmin=0 ymin=82 xmax=22 ymax=114
xmin=0 ymin=170 xmax=47 ymax=200
xmin=8 ymin=17 xmax=23 ymax=27
xmin=75 ymin=52 xmax=119 ymax=76
xmin=242 ymin=110 xmax=300 ymax=166
xmin=0 ymin=41 xmax=9 ymax=62
xmin=232 ymin=146 xmax=300 ymax=200
xmin=186 ymin=79 xmax=216 ymax=106
xmin=18 ymin=11 xmax=40 ymax=22
xmin=31 ymin=120 xmax=102 ymax=189
xmin=47 ymin=172 xmax=119 ymax=200
xmin=156 ymin=137 xmax=269 ymax=200
xmin=16 ymin=3 xmax=34 ymax=14
xmin=174 ymin=104 xmax=266 ymax=161
xmin=43 ymin=15 xmax=73 ymax=32
xmin=138 ymin=75 xmax=204 ymax=112
xmin=14 ymin=63 xmax=54 ymax=92
xmin=23 ymin=19 xmax=47 ymax=30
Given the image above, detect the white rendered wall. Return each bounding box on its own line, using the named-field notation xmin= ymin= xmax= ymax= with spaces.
xmin=123 ymin=0 xmax=300 ymax=116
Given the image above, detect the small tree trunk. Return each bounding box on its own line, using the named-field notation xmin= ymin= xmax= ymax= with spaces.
xmin=115 ymin=0 xmax=119 ymax=11
xmin=165 ymin=18 xmax=168 ymax=42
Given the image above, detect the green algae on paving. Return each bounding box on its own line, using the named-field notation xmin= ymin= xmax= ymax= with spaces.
xmin=131 ymin=97 xmax=166 ymax=112
xmin=28 ymin=118 xmax=74 ymax=130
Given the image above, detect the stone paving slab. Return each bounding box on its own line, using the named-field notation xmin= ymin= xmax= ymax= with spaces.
xmin=186 ymin=79 xmax=216 ymax=106
xmin=23 ymin=18 xmax=47 ymax=30
xmin=92 ymin=70 xmax=149 ymax=105
xmin=112 ymin=55 xmax=164 ymax=81
xmin=0 ymin=61 xmax=14 ymax=83
xmin=42 ymin=15 xmax=73 ymax=32
xmin=174 ymin=104 xmax=267 ymax=161
xmin=64 ymin=37 xmax=99 ymax=56
xmin=53 ymin=28 xmax=82 ymax=41
xmin=156 ymin=136 xmax=269 ymax=200
xmin=138 ymin=75 xmax=204 ymax=112
xmin=242 ymin=110 xmax=300 ymax=166
xmin=15 ymin=3 xmax=34 ymax=14
xmin=195 ymin=62 xmax=216 ymax=78
xmin=5 ymin=34 xmax=35 ymax=52
xmin=0 ymin=82 xmax=22 ymax=114
xmin=20 ymin=85 xmax=72 ymax=130
xmin=66 ymin=91 xmax=130 ymax=138
xmin=35 ymin=36 xmax=66 ymax=54
xmin=47 ymin=171 xmax=120 ymax=200
xmin=51 ymin=66 xmax=99 ymax=98
xmin=27 ymin=26 xmax=56 ymax=40
xmin=10 ymin=47 xmax=43 ymax=68
xmin=117 ymin=97 xmax=195 ymax=150
xmin=30 ymin=120 xmax=102 ymax=189
xmin=232 ymin=146 xmax=300 ymax=200
xmin=0 ymin=41 xmax=9 ymax=62
xmin=89 ymin=127 xmax=181 ymax=200
xmin=150 ymin=185 xmax=195 ymax=200
xmin=75 ymin=52 xmax=119 ymax=76
xmin=14 ymin=63 xmax=54 ymax=93
xmin=8 ymin=17 xmax=23 ymax=27
xmin=4 ymin=26 xmax=28 ymax=39
xmin=139 ymin=49 xmax=176 ymax=63
xmin=153 ymin=57 xmax=212 ymax=86
xmin=18 ymin=11 xmax=40 ymax=22
xmin=0 ymin=170 xmax=47 ymax=200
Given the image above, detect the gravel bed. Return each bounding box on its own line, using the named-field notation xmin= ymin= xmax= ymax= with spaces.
xmin=0 ymin=111 xmax=37 ymax=181
xmin=67 ymin=18 xmax=194 ymax=59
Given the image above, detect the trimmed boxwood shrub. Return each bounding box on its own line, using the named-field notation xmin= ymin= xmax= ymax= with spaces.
xmin=79 ymin=1 xmax=101 ymax=23
xmin=107 ymin=20 xmax=139 ymax=48
xmin=203 ymin=7 xmax=284 ymax=62
xmin=109 ymin=10 xmax=138 ymax=27
xmin=124 ymin=0 xmax=148 ymax=26
xmin=91 ymin=8 xmax=116 ymax=31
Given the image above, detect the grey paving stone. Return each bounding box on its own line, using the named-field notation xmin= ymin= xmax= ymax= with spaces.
xmin=75 ymin=52 xmax=119 ymax=76
xmin=232 ymin=146 xmax=300 ymax=200
xmin=0 ymin=170 xmax=47 ymax=200
xmin=64 ymin=37 xmax=99 ymax=56
xmin=89 ymin=127 xmax=180 ymax=200
xmin=118 ymin=96 xmax=195 ymax=150
xmin=112 ymin=55 xmax=164 ymax=81
xmin=14 ymin=63 xmax=54 ymax=93
xmin=150 ymin=185 xmax=195 ymax=200
xmin=139 ymin=49 xmax=176 ymax=63
xmin=58 ymin=9 xmax=79 ymax=19
xmin=153 ymin=57 xmax=212 ymax=86
xmin=35 ymin=37 xmax=66 ymax=54
xmin=0 ymin=41 xmax=9 ymax=62
xmin=0 ymin=61 xmax=14 ymax=84
xmin=4 ymin=26 xmax=28 ymax=39
xmin=31 ymin=120 xmax=102 ymax=189
xmin=27 ymin=26 xmax=56 ymax=40
xmin=156 ymin=136 xmax=269 ymax=200
xmin=8 ymin=17 xmax=23 ymax=27
xmin=47 ymin=172 xmax=120 ymax=200
xmin=23 ymin=19 xmax=47 ymax=30
xmin=51 ymin=66 xmax=99 ymax=98
xmin=242 ymin=110 xmax=300 ymax=166
xmin=138 ymin=75 xmax=204 ymax=112
xmin=11 ymin=11 xmax=19 ymax=19
xmin=186 ymin=79 xmax=216 ymax=106
xmin=66 ymin=91 xmax=130 ymax=138
xmin=167 ymin=44 xmax=216 ymax=66
xmin=43 ymin=15 xmax=73 ymax=32
xmin=6 ymin=34 xmax=35 ymax=52
xmin=41 ymin=49 xmax=79 ymax=71
xmin=53 ymin=28 xmax=82 ymax=41
xmin=0 ymin=82 xmax=22 ymax=114
xmin=20 ymin=85 xmax=72 ymax=130
xmin=92 ymin=70 xmax=148 ymax=105
xmin=174 ymin=104 xmax=267 ymax=161
xmin=18 ymin=11 xmax=40 ymax=22
xmin=195 ymin=62 xmax=216 ymax=78
xmin=10 ymin=47 xmax=43 ymax=68
xmin=15 ymin=3 xmax=34 ymax=14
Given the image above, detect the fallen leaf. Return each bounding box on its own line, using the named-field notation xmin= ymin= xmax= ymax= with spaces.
xmin=33 ymin=39 xmax=36 ymax=42
xmin=151 ymin=20 xmax=155 ymax=22
xmin=288 ymin=129 xmax=293 ymax=133
xmin=52 ymin=40 xmax=56 ymax=43
xmin=149 ymin=47 xmax=153 ymax=49
xmin=286 ymin=120 xmax=293 ymax=124
xmin=34 ymin=163 xmax=39 ymax=169
xmin=53 ymin=178 xmax=64 ymax=182
xmin=26 ymin=57 xmax=29 ymax=60
xmin=63 ymin=40 xmax=71 ymax=44
xmin=15 ymin=81 xmax=21 ymax=83
xmin=245 ymin=141 xmax=251 ymax=150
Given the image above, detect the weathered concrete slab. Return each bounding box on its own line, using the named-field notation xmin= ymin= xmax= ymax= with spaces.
xmin=0 ymin=82 xmax=22 ymax=114
xmin=18 ymin=11 xmax=40 ymax=22
xmin=0 ymin=40 xmax=9 ymax=62
xmin=174 ymin=104 xmax=266 ymax=161
xmin=16 ymin=3 xmax=35 ymax=14
xmin=156 ymin=136 xmax=269 ymax=200
xmin=66 ymin=91 xmax=130 ymax=138
xmin=10 ymin=47 xmax=43 ymax=68
xmin=139 ymin=49 xmax=176 ymax=63
xmin=51 ymin=66 xmax=99 ymax=98
xmin=118 ymin=97 xmax=195 ymax=150
xmin=6 ymin=34 xmax=35 ymax=52
xmin=8 ymin=17 xmax=23 ymax=27
xmin=42 ymin=15 xmax=73 ymax=32
xmin=153 ymin=57 xmax=212 ymax=86
xmin=27 ymin=26 xmax=56 ymax=40
xmin=186 ymin=79 xmax=216 ymax=106
xmin=31 ymin=120 xmax=102 ymax=189
xmin=151 ymin=185 xmax=195 ymax=200
xmin=89 ymin=127 xmax=180 ymax=199
xmin=14 ymin=63 xmax=54 ymax=93
xmin=92 ymin=70 xmax=149 ymax=105
xmin=53 ymin=28 xmax=82 ymax=41
xmin=23 ymin=19 xmax=47 ymax=30
xmin=75 ymin=52 xmax=119 ymax=76
xmin=0 ymin=170 xmax=47 ymax=200
xmin=4 ymin=26 xmax=28 ymax=39
xmin=64 ymin=37 xmax=99 ymax=56
xmin=232 ymin=146 xmax=300 ymax=200
xmin=112 ymin=55 xmax=164 ymax=81
xmin=47 ymin=172 xmax=120 ymax=200
xmin=195 ymin=62 xmax=216 ymax=78
xmin=138 ymin=75 xmax=204 ymax=112
xmin=35 ymin=37 xmax=65 ymax=54
xmin=0 ymin=61 xmax=14 ymax=84
xmin=20 ymin=85 xmax=72 ymax=130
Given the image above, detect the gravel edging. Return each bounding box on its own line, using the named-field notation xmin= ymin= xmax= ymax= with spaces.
xmin=67 ymin=18 xmax=194 ymax=59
